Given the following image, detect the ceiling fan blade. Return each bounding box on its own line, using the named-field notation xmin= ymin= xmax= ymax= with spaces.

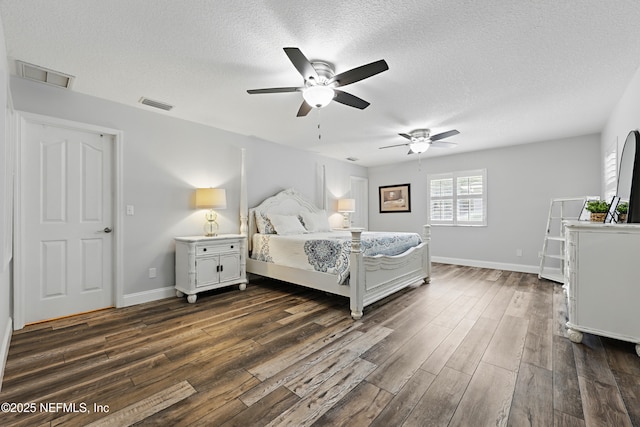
xmin=283 ymin=47 xmax=319 ymax=82
xmin=247 ymin=87 xmax=302 ymax=94
xmin=407 ymin=149 xmax=414 ymax=155
xmin=379 ymin=142 xmax=410 ymax=149
xmin=398 ymin=133 xmax=412 ymax=140
xmin=296 ymin=101 xmax=312 ymax=117
xmin=330 ymin=59 xmax=389 ymax=87
xmin=333 ymin=90 xmax=370 ymax=109
xmin=431 ymin=141 xmax=458 ymax=148
xmin=430 ymin=129 xmax=460 ymax=141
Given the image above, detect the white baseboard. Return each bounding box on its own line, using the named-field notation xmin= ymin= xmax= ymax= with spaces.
xmin=432 ymin=256 xmax=543 ymax=275
xmin=122 ymin=286 xmax=175 ymax=307
xmin=122 ymin=259 xmax=554 ymax=307
xmin=0 ymin=317 xmax=13 ymax=392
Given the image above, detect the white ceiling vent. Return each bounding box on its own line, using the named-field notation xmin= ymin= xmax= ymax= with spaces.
xmin=16 ymin=60 xmax=74 ymax=89
xmin=139 ymin=97 xmax=174 ymax=111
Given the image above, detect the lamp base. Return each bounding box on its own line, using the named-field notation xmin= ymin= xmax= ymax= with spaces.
xmin=204 ymin=210 xmax=219 ymax=237
xmin=342 ymin=212 xmax=351 ymax=228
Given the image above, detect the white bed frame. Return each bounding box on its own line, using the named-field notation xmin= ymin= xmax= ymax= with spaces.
xmin=239 ymin=155 xmax=431 ymax=319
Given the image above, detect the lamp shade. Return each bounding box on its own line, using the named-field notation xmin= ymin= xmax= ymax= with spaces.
xmin=196 ymin=188 xmax=227 ymax=209
xmin=302 ymin=85 xmax=335 ymax=108
xmin=337 ymin=198 xmax=356 ymax=212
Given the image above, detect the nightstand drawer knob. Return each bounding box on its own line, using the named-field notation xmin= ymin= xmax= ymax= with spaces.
xmin=202 ymin=248 xmax=207 ymax=252
xmin=230 ymin=245 xmax=234 ymax=249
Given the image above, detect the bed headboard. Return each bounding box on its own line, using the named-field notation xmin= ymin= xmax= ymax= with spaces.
xmin=240 ymin=149 xmax=329 ymax=253
xmin=247 ymin=188 xmax=322 ymax=251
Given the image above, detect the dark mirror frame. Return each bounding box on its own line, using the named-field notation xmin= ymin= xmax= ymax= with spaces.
xmin=617 ymin=130 xmax=640 ymax=223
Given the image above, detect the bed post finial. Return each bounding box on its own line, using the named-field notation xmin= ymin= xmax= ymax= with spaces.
xmin=422 ymin=224 xmax=431 ymax=242
xmin=322 ymin=164 xmax=327 ymax=210
xmin=240 ymin=148 xmax=248 ymax=237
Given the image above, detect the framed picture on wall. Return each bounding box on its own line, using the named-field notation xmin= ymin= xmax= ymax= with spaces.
xmin=379 ymin=184 xmax=411 ymax=213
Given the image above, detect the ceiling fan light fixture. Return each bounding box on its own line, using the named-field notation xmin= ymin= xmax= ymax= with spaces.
xmin=409 ymin=141 xmax=430 ymax=153
xmin=302 ymin=85 xmax=334 ymax=108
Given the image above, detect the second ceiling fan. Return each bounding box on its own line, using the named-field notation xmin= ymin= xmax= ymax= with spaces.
xmin=247 ymin=47 xmax=388 ymax=117
xmin=379 ymin=129 xmax=460 ymax=154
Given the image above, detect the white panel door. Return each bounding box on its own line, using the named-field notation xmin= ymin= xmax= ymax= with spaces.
xmin=23 ymin=122 xmax=113 ymax=323
xmin=350 ymin=176 xmax=369 ymax=230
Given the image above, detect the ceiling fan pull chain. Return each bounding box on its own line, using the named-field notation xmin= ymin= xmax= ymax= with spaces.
xmin=317 ymin=109 xmax=322 ymax=140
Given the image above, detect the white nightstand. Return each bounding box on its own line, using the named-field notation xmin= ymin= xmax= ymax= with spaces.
xmin=174 ymin=234 xmax=247 ymax=303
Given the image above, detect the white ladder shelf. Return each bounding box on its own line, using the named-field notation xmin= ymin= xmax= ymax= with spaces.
xmin=538 ymin=196 xmax=595 ymax=283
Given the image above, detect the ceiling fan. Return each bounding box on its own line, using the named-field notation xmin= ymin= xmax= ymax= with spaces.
xmin=379 ymin=129 xmax=460 ymax=154
xmin=247 ymin=47 xmax=389 ymax=117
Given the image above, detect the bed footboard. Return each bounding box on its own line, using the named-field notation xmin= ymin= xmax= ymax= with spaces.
xmin=349 ymin=225 xmax=431 ymax=319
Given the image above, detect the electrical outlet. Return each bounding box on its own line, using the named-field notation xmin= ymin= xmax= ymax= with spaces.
xmin=149 ymin=268 xmax=156 ymax=278
xmin=126 ymin=205 xmax=135 ymax=216
xmin=516 ymin=249 xmax=523 ymax=257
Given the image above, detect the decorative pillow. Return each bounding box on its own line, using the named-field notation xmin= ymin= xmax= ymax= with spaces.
xmin=299 ymin=210 xmax=331 ymax=232
xmin=268 ymin=214 xmax=307 ymax=235
xmin=255 ymin=211 xmax=276 ymax=234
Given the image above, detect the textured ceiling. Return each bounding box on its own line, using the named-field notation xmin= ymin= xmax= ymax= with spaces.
xmin=2 ymin=0 xmax=640 ymax=166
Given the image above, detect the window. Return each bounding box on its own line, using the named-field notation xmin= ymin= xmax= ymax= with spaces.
xmin=604 ymin=140 xmax=617 ymax=200
xmin=427 ymin=169 xmax=487 ymax=226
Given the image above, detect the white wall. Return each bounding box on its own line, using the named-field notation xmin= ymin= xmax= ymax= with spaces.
xmin=9 ymin=76 xmax=366 ymax=303
xmin=368 ymin=135 xmax=601 ymax=272
xmin=0 ymin=15 xmax=11 ymax=390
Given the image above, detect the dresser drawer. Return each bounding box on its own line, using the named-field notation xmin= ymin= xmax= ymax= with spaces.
xmin=196 ymin=241 xmax=240 ymax=256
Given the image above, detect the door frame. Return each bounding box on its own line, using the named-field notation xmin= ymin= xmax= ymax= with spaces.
xmin=13 ymin=112 xmax=124 ymax=330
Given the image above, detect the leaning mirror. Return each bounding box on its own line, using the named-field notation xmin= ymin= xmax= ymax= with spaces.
xmin=617 ymin=130 xmax=640 ymax=223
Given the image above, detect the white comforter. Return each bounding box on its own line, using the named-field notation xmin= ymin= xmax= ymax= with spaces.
xmin=250 ymin=231 xmax=422 ymax=284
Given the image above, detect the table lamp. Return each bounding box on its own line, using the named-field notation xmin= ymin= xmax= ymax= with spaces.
xmin=337 ymin=198 xmax=355 ymax=228
xmin=196 ymin=188 xmax=227 ymax=236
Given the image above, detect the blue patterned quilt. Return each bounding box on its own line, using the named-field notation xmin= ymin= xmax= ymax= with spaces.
xmin=251 ymin=231 xmax=422 ymax=284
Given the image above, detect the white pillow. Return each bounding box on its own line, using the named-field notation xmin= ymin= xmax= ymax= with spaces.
xmin=299 ymin=210 xmax=331 ymax=232
xmin=255 ymin=211 xmax=276 ymax=234
xmin=268 ymin=214 xmax=307 ymax=235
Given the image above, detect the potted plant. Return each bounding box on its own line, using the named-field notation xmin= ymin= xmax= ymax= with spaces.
xmin=585 ymin=200 xmax=610 ymax=222
xmin=617 ymin=201 xmax=629 ymax=223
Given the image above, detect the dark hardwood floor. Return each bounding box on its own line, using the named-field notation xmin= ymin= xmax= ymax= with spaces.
xmin=1 ymin=263 xmax=639 ymax=426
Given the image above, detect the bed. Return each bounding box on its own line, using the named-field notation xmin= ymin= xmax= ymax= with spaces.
xmin=242 ymin=188 xmax=431 ymax=319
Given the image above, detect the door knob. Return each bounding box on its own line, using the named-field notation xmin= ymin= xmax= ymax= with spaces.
xmin=103 ymin=227 xmax=113 ymax=233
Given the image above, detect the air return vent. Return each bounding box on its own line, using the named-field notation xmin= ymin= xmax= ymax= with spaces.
xmin=16 ymin=60 xmax=74 ymax=89
xmin=139 ymin=97 xmax=174 ymax=111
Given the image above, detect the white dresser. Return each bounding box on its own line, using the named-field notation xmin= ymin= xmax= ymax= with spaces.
xmin=564 ymin=221 xmax=640 ymax=356
xmin=175 ymin=234 xmax=247 ymax=303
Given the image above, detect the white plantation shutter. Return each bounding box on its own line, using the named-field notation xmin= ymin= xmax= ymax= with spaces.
xmin=604 ymin=142 xmax=617 ymax=200
xmin=430 ymin=177 xmax=453 ymax=221
xmin=428 ymin=169 xmax=487 ymax=226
